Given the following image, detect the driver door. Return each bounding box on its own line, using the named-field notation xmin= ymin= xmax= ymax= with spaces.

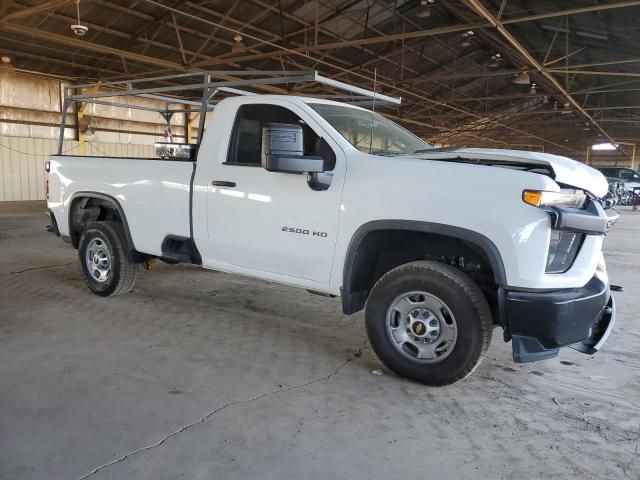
xmin=204 ymin=100 xmax=345 ymax=287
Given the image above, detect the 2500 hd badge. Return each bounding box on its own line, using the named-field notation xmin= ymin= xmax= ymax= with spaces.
xmin=282 ymin=226 xmax=328 ymax=237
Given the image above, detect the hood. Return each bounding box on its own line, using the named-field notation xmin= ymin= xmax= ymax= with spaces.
xmin=416 ymin=147 xmax=609 ymax=198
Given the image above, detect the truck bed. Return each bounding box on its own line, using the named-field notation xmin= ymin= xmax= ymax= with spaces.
xmin=48 ymin=155 xmax=193 ymax=256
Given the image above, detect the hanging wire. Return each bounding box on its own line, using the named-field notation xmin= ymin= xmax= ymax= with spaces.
xmin=0 ymin=141 xmax=81 ymax=157
xmin=0 ymin=139 xmax=124 ymax=158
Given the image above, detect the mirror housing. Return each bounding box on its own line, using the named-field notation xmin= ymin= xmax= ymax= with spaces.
xmin=261 ymin=123 xmax=325 ymax=173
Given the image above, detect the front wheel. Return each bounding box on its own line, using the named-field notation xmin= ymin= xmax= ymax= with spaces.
xmin=78 ymin=221 xmax=137 ymax=296
xmin=365 ymin=261 xmax=492 ymax=386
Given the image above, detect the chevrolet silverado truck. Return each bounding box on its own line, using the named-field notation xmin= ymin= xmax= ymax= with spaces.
xmin=46 ymin=81 xmax=619 ymax=386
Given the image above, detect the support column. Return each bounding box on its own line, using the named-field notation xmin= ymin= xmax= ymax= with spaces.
xmin=76 ymin=81 xmax=102 ymax=156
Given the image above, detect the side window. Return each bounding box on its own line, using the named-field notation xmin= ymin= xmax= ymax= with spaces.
xmin=226 ymin=104 xmax=333 ymax=169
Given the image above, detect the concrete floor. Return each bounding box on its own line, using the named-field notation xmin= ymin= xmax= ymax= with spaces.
xmin=1 ymin=210 xmax=639 ymax=480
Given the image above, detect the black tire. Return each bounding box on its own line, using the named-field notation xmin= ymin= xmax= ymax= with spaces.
xmin=365 ymin=260 xmax=492 ymax=386
xmin=78 ymin=221 xmax=137 ymax=297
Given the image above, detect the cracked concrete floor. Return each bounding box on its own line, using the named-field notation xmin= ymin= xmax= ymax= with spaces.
xmin=1 ymin=211 xmax=639 ymax=480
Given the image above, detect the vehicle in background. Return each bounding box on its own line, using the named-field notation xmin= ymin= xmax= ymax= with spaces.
xmin=595 ymin=167 xmax=640 ymax=193
xmin=45 ymin=71 xmax=620 ymax=386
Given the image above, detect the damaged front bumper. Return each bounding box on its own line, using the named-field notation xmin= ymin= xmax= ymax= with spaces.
xmin=502 ymin=274 xmax=616 ymax=363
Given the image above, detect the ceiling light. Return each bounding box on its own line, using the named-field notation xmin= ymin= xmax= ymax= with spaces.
xmin=460 ymin=31 xmax=475 ymax=48
xmin=70 ymin=0 xmax=88 ymax=36
xmin=529 ymin=83 xmax=537 ymax=94
xmin=513 ymin=71 xmax=530 ymax=85
xmin=416 ymin=0 xmax=436 ymax=18
xmin=231 ymin=34 xmax=246 ymax=53
xmin=0 ymin=56 xmax=14 ymax=71
xmin=542 ymin=95 xmax=549 ymax=104
xmin=487 ymin=53 xmax=502 ymax=69
xmin=592 ymin=142 xmax=618 ymax=151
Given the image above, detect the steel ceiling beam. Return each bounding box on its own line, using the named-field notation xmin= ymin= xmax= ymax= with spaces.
xmin=142 ymin=0 xmax=572 ymax=152
xmin=192 ymin=0 xmax=640 ymax=58
xmin=0 ymin=0 xmax=13 ymax=18
xmin=0 ymin=23 xmax=188 ymax=71
xmin=500 ymin=1 xmax=640 ymax=25
xmin=559 ymin=57 xmax=640 ymax=69
xmin=462 ymin=0 xmax=622 ymax=153
xmin=0 ymin=0 xmax=69 ymax=23
xmin=402 ymin=69 xmax=521 ymax=83
xmin=191 ymin=21 xmax=488 ymax=68
xmin=547 ymin=69 xmax=640 ymax=78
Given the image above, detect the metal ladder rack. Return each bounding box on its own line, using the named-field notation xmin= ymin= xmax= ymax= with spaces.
xmin=58 ymin=70 xmax=402 ymax=155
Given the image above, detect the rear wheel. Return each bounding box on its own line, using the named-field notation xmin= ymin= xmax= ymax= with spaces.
xmin=78 ymin=221 xmax=137 ymax=296
xmin=365 ymin=261 xmax=492 ymax=386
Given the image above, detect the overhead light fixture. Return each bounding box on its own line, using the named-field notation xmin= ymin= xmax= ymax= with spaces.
xmin=70 ymin=0 xmax=88 ymax=36
xmin=513 ymin=70 xmax=530 ymax=85
xmin=529 ymin=83 xmax=537 ymax=94
xmin=231 ymin=34 xmax=246 ymax=53
xmin=416 ymin=0 xmax=436 ymax=18
xmin=460 ymin=31 xmax=475 ymax=48
xmin=0 ymin=55 xmax=14 ymax=72
xmin=592 ymin=142 xmax=618 ymax=151
xmin=487 ymin=53 xmax=502 ymax=70
xmin=542 ymin=95 xmax=549 ymax=104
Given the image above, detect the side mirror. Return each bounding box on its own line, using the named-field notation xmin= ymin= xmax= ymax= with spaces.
xmin=261 ymin=123 xmax=325 ymax=173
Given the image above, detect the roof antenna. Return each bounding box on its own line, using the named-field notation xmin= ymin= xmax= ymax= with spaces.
xmin=369 ymin=68 xmax=377 ymax=154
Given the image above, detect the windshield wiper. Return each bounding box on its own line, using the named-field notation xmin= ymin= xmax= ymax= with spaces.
xmin=413 ymin=146 xmax=465 ymax=154
xmin=369 ymin=149 xmax=410 ymax=156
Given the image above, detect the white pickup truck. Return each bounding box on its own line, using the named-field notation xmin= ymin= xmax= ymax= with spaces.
xmin=46 ymin=75 xmax=619 ymax=385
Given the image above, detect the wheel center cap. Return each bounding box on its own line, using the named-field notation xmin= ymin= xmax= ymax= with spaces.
xmin=408 ymin=311 xmax=440 ymax=340
xmin=412 ymin=321 xmax=427 ymax=336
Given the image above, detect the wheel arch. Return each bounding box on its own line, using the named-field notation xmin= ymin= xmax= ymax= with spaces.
xmin=341 ymin=220 xmax=507 ymax=315
xmin=68 ymin=192 xmax=136 ymax=254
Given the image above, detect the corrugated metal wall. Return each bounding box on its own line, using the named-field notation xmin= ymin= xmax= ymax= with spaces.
xmin=1 ymin=70 xmax=180 ymax=202
xmin=0 ymin=137 xmax=155 ymax=201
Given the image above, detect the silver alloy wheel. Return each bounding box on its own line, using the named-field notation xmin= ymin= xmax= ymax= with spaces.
xmin=385 ymin=291 xmax=458 ymax=364
xmin=85 ymin=237 xmax=112 ymax=283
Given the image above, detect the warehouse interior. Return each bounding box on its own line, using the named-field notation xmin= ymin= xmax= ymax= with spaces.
xmin=1 ymin=1 xmax=640 ymax=479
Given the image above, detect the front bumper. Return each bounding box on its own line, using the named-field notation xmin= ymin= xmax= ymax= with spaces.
xmin=503 ymin=275 xmax=615 ymax=363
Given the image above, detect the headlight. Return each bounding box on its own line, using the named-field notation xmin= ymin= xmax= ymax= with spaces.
xmin=522 ymin=189 xmax=586 ymax=208
xmin=546 ymin=230 xmax=584 ymax=273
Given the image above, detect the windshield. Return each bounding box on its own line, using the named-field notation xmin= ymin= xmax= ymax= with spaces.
xmin=620 ymin=169 xmax=640 ymax=182
xmin=309 ymin=103 xmax=433 ymax=155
